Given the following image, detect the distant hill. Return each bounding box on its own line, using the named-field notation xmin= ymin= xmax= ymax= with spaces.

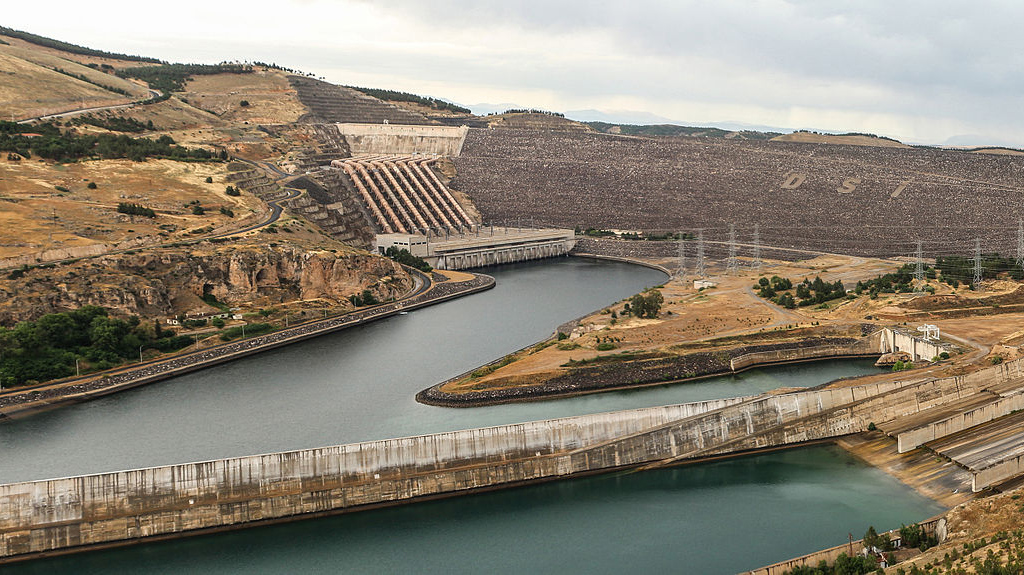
xmin=0 ymin=26 xmax=161 ymax=64
xmin=586 ymin=122 xmax=778 ymax=140
xmin=771 ymin=130 xmax=908 ymax=148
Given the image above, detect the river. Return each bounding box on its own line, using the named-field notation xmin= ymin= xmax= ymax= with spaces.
xmin=0 ymin=257 xmax=943 ymax=572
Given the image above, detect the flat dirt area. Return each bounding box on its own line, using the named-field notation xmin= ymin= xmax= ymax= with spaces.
xmin=0 ymin=157 xmax=263 ymax=258
xmin=183 ymin=71 xmax=306 ymax=125
xmin=440 ymin=254 xmax=919 ymax=394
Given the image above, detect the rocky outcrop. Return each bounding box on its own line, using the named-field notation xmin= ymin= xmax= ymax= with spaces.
xmin=0 ymin=242 xmax=412 ymax=324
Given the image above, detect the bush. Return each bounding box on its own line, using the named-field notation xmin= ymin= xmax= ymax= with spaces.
xmin=225 ymin=185 xmax=240 ymax=196
xmin=117 ymin=202 xmax=156 ymax=218
xmin=205 ymin=176 xmax=213 ymax=183
xmin=191 ymin=205 xmax=205 ymax=215
xmin=596 ymin=342 xmax=617 ymax=351
xmin=239 ymin=100 xmax=250 ymax=107
xmin=87 ymin=181 xmax=97 ymax=189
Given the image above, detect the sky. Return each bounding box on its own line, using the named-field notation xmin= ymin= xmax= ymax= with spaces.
xmin=6 ymin=1 xmax=1024 ymax=146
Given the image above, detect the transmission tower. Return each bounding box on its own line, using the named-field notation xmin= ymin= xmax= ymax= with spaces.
xmin=973 ymin=239 xmax=983 ymax=287
xmin=695 ymin=229 xmax=706 ymax=278
xmin=751 ymin=224 xmax=762 ymax=273
xmin=726 ymin=223 xmax=738 ymax=274
xmin=1017 ymin=219 xmax=1024 ymax=270
xmin=676 ymin=233 xmax=687 ymax=280
xmin=914 ymin=240 xmax=924 ymax=288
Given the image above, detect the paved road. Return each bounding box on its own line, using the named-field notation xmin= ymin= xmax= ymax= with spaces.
xmin=18 ymin=89 xmax=163 ymax=124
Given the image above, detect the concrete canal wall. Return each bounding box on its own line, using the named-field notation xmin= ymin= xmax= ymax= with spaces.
xmin=4 ymin=357 xmax=1024 ymax=562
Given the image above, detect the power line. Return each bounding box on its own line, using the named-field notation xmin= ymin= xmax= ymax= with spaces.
xmin=676 ymin=233 xmax=686 ymax=280
xmin=974 ymin=238 xmax=983 ymax=287
xmin=915 ymin=240 xmax=924 ymax=286
xmin=696 ymin=229 xmax=706 ymax=279
xmin=751 ymin=224 xmax=762 ymax=273
xmin=726 ymin=223 xmax=738 ymax=275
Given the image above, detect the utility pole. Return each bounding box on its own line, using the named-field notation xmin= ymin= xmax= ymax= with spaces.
xmin=751 ymin=224 xmax=762 ymax=273
xmin=726 ymin=223 xmax=738 ymax=275
xmin=915 ymin=239 xmax=924 ymax=289
xmin=974 ymin=238 xmax=983 ymax=288
xmin=1017 ymin=219 xmax=1024 ymax=271
xmin=695 ymin=229 xmax=706 ymax=279
xmin=677 ymin=232 xmax=686 ymax=280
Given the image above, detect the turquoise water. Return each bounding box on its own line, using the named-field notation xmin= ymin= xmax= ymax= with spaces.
xmin=3 ymin=445 xmax=943 ymax=575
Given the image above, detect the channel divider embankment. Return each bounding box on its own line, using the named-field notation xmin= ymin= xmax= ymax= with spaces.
xmin=0 ymin=270 xmax=494 ymax=421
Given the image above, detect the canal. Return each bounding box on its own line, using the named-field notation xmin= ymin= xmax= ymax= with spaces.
xmin=0 ymin=258 xmax=943 ymax=572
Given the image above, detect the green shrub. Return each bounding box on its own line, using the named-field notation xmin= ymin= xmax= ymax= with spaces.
xmin=596 ymin=342 xmax=616 ymax=351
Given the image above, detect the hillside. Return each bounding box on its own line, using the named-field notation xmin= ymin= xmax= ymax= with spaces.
xmin=587 ymin=121 xmax=778 ymax=140
xmin=771 ymin=130 xmax=909 ymax=148
xmin=0 ymin=36 xmax=150 ymax=120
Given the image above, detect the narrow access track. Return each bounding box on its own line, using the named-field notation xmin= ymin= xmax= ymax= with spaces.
xmin=0 ymin=270 xmax=493 ymax=421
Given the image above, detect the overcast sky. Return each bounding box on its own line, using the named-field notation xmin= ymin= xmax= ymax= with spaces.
xmin=6 ymin=1 xmax=1024 ymax=146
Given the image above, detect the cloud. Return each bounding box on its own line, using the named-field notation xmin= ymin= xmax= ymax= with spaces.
xmin=5 ymin=1 xmax=1024 ymax=144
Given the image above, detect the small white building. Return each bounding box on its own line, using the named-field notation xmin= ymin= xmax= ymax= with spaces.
xmin=375 ymin=233 xmax=429 ymax=257
xmin=694 ymin=279 xmax=718 ymax=290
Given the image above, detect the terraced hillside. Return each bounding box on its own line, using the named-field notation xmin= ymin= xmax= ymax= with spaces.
xmin=453 ymin=129 xmax=1024 ymax=258
xmin=288 ymin=76 xmax=432 ymax=125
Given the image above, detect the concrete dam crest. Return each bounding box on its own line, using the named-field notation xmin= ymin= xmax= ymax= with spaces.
xmin=4 ymin=353 xmax=1024 ymax=562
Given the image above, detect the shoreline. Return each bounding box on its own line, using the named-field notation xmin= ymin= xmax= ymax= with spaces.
xmin=417 ymin=338 xmax=881 ymax=407
xmin=0 ymin=270 xmax=494 ymax=421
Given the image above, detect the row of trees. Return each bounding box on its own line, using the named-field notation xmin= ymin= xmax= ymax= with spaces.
xmin=0 ymin=122 xmax=222 ymax=162
xmin=0 ymin=306 xmax=191 ymax=387
xmin=116 ymin=63 xmax=253 ymax=93
xmin=383 ymin=247 xmax=432 ymax=272
xmin=936 ymin=254 xmax=1024 ymax=285
xmin=757 ymin=275 xmax=846 ymax=308
xmin=347 ymin=86 xmax=471 ymax=114
xmin=625 ymin=289 xmax=664 ymax=319
xmin=117 ymin=202 xmax=156 ymax=217
xmin=71 ymin=115 xmax=153 ymax=133
xmin=0 ymin=26 xmax=161 ymax=63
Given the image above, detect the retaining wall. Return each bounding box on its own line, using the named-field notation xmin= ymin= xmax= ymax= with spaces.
xmin=337 ymin=123 xmax=469 ymax=156
xmin=897 ymin=391 xmax=1024 ymax=453
xmin=746 ymin=517 xmax=945 ymax=575
xmin=729 ymin=340 xmax=876 ymax=371
xmin=5 ymin=357 xmax=1023 ymax=562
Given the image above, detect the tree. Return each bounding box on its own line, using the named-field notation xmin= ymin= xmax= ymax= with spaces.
xmin=629 ymin=289 xmax=663 ymax=319
xmin=191 ymin=205 xmax=205 ymax=215
xmin=205 ymin=176 xmax=213 ymax=183
xmin=87 ymin=181 xmax=97 ymax=189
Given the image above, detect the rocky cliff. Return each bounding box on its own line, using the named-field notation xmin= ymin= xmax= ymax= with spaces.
xmin=0 ymin=240 xmax=412 ymax=324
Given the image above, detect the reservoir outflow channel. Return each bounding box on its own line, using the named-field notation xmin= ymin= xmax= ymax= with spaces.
xmin=0 ymin=258 xmax=943 ymax=573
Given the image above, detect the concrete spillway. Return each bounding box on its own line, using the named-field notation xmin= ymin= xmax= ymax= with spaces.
xmin=5 ymin=355 xmax=1024 ymax=562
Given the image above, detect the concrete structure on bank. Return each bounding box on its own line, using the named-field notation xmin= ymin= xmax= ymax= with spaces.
xmin=336 ymin=124 xmax=469 ymax=157
xmin=376 ymin=228 xmax=576 ymax=270
xmin=6 ymin=355 xmax=1024 ymax=562
xmin=879 ymin=327 xmax=954 ymax=362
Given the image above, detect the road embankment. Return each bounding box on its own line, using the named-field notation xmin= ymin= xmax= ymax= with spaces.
xmin=0 ymin=271 xmax=494 ymax=421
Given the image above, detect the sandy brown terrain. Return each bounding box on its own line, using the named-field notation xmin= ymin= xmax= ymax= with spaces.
xmin=0 ymin=48 xmax=139 ymax=119
xmin=182 ymin=71 xmax=306 ymax=125
xmin=440 ymin=254 xmax=922 ymax=394
xmin=0 ymin=157 xmax=262 ymax=259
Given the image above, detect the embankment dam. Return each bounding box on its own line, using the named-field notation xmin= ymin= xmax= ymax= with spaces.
xmin=5 ymin=353 xmax=1024 ymax=562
